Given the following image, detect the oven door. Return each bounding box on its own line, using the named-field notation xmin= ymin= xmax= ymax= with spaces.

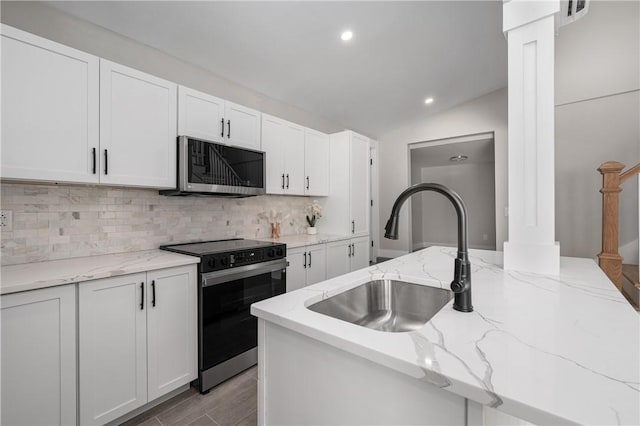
xmin=199 ymin=259 xmax=287 ymax=371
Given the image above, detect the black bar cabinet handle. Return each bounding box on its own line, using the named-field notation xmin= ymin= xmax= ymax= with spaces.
xmin=92 ymin=148 xmax=96 ymax=174
xmin=352 ymin=244 xmax=355 ymax=256
xmin=140 ymin=282 xmax=144 ymax=310
xmin=306 ymin=176 xmax=310 ymax=190
xmin=286 ymin=174 xmax=289 ymax=189
xmin=308 ymin=252 xmax=312 ymax=268
xmin=281 ymin=174 xmax=285 ymax=189
xmin=104 ymin=149 xmax=108 ymax=175
xmin=303 ymin=252 xmax=307 ymax=268
xmin=221 ymin=118 xmax=225 ymax=138
xmin=151 ymin=280 xmax=156 ymax=307
xmin=352 ymin=220 xmax=355 ymax=234
xmin=227 ymin=120 xmax=231 ymax=138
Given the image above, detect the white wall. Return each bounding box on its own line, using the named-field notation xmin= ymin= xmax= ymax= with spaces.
xmin=378 ymin=88 xmax=508 ymax=255
xmin=412 ymin=163 xmax=496 ymax=251
xmin=555 ymin=0 xmax=639 ymax=261
xmin=379 ymin=1 xmax=639 ymax=260
xmin=0 ymin=1 xmax=344 ymax=134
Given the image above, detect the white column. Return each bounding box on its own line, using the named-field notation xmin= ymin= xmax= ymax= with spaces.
xmin=502 ymin=0 xmax=560 ymax=275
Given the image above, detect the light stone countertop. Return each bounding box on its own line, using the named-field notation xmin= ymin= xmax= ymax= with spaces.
xmin=251 ymin=246 xmax=640 ymax=425
xmin=0 ymin=250 xmax=200 ymax=295
xmin=257 ymin=233 xmax=360 ymax=249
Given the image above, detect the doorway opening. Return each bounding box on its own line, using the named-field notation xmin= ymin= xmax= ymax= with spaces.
xmin=409 ymin=133 xmax=496 ymax=252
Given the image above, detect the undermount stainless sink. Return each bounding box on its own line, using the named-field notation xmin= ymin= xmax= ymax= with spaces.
xmin=308 ymin=280 xmax=453 ymax=332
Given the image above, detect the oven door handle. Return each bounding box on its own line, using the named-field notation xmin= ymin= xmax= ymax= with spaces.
xmin=201 ymin=258 xmax=289 ymax=287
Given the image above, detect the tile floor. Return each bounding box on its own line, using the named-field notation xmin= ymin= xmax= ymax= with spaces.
xmin=124 ymin=367 xmax=257 ymax=426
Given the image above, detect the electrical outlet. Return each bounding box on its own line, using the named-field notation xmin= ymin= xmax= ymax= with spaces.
xmin=0 ymin=210 xmax=13 ymax=232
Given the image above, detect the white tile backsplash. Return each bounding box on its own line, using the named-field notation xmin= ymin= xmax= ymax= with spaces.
xmin=0 ymin=183 xmax=312 ymax=265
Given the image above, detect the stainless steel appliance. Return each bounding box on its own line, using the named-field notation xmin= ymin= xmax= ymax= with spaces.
xmin=160 ymin=239 xmax=286 ymax=393
xmin=161 ymin=136 xmax=266 ymax=197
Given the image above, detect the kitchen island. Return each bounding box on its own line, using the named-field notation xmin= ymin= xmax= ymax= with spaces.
xmin=251 ymin=247 xmax=640 ymax=425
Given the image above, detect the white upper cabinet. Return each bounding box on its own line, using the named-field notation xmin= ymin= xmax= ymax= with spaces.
xmin=322 ymin=131 xmax=370 ymax=236
xmin=178 ymin=86 xmax=225 ymax=142
xmin=304 ymin=128 xmax=330 ymax=196
xmin=262 ymin=114 xmax=287 ymax=194
xmin=224 ymin=101 xmax=261 ymax=150
xmin=178 ymin=86 xmax=261 ymax=150
xmin=283 ymin=122 xmax=306 ymax=195
xmin=261 ymin=114 xmax=305 ymax=195
xmin=100 ymin=60 xmax=177 ymax=189
xmin=1 ymin=25 xmax=100 ymax=184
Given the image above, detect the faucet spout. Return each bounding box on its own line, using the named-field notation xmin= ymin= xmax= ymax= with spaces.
xmin=384 ymin=183 xmax=473 ymax=312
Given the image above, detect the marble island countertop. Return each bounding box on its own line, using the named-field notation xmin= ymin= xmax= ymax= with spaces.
xmin=251 ymin=246 xmax=640 ymax=425
xmin=0 ymin=250 xmax=200 ymax=295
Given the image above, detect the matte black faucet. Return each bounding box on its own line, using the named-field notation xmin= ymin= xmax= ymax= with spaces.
xmin=384 ymin=183 xmax=473 ymax=312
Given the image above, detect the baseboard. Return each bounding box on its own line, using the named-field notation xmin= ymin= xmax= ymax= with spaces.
xmin=378 ymin=249 xmax=409 ymax=259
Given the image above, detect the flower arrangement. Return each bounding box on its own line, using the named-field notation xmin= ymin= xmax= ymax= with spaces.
xmin=258 ymin=209 xmax=290 ymax=239
xmin=306 ymin=200 xmax=322 ymax=227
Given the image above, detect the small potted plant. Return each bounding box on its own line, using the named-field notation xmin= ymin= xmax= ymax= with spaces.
xmin=306 ymin=200 xmax=322 ymax=235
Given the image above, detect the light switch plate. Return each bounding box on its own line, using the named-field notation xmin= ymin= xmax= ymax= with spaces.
xmin=0 ymin=210 xmax=13 ymax=232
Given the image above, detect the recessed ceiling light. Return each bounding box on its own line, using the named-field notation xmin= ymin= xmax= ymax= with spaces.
xmin=341 ymin=30 xmax=353 ymax=41
xmin=449 ymin=155 xmax=468 ymax=162
xmin=424 ymin=97 xmax=434 ymax=104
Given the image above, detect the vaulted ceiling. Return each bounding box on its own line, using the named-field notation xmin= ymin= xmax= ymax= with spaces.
xmin=48 ymin=1 xmax=507 ymax=139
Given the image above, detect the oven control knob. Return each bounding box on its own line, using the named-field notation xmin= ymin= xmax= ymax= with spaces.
xmin=208 ymin=258 xmax=216 ymax=268
xmin=220 ymin=257 xmax=228 ymax=266
xmin=267 ymin=249 xmax=275 ymax=258
xmin=276 ymin=248 xmax=284 ymax=257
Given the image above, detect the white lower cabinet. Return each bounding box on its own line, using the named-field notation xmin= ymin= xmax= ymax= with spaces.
xmin=286 ymin=244 xmax=326 ymax=292
xmin=1 ymin=285 xmax=77 ymax=426
xmin=326 ymin=236 xmax=370 ymax=280
xmin=79 ymin=265 xmax=197 ymax=425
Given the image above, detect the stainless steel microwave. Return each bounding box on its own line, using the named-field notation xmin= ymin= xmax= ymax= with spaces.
xmin=161 ymin=136 xmax=266 ymax=197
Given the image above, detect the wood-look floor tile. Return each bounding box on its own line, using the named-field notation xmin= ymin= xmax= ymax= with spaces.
xmin=206 ymin=383 xmax=257 ymax=426
xmin=129 ymin=416 xmax=163 ymax=426
xmin=231 ymin=410 xmax=257 ymax=426
xmin=157 ymin=368 xmax=257 ymax=426
xmin=185 ymin=414 xmax=218 ymax=426
xmin=122 ymin=389 xmax=198 ymax=426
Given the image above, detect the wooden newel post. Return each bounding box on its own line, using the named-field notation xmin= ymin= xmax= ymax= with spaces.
xmin=597 ymin=161 xmax=625 ymax=289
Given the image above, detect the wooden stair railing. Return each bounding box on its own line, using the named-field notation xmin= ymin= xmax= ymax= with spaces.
xmin=597 ymin=161 xmax=640 ymax=289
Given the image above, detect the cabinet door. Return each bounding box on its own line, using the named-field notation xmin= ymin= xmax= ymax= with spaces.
xmin=326 ymin=240 xmax=351 ymax=280
xmin=147 ymin=266 xmax=197 ymax=401
xmin=305 ymin=244 xmax=327 ymax=286
xmin=350 ymin=236 xmax=370 ymax=272
xmin=286 ymin=248 xmax=307 ymax=292
xmin=262 ymin=114 xmax=285 ymax=194
xmin=224 ymin=101 xmax=261 ymax=150
xmin=79 ymin=273 xmax=147 ymax=425
xmin=100 ymin=59 xmax=177 ymax=188
xmin=283 ymin=122 xmax=306 ymax=195
xmin=350 ymin=133 xmax=370 ymax=235
xmin=1 ymin=25 xmax=99 ymax=184
xmin=304 ymin=128 xmax=330 ymax=196
xmin=1 ymin=285 xmax=76 ymax=426
xmin=178 ymin=86 xmax=225 ymax=142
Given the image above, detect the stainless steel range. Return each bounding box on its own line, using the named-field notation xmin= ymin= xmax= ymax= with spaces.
xmin=161 ymin=239 xmax=287 ymax=393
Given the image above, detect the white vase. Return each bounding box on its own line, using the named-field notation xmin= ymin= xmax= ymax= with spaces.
xmin=307 ymin=227 xmax=317 ymax=235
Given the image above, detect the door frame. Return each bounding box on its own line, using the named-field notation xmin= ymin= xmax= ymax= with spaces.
xmin=408 ymin=132 xmax=497 ymax=252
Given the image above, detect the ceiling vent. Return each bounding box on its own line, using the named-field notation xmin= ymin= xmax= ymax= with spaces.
xmin=557 ymin=0 xmax=590 ymax=27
